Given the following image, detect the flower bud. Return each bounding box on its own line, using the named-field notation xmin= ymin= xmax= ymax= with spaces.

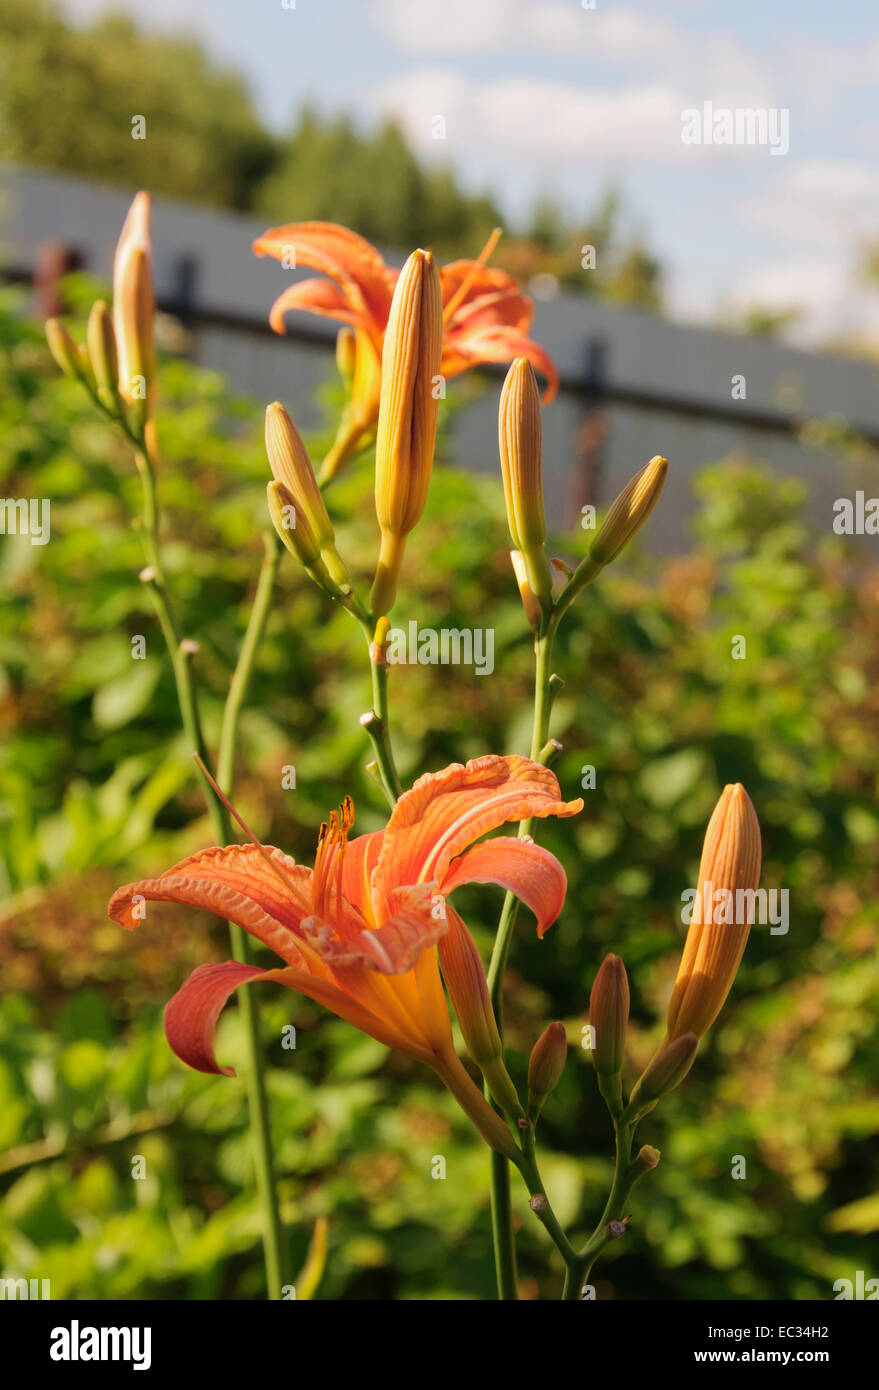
xmin=665 ymin=783 xmax=762 ymax=1042
xmin=527 ymin=1022 xmax=567 ymax=1112
xmin=635 ymin=1144 xmax=661 ymax=1171
xmin=590 ymin=455 xmax=668 ymax=567
xmin=589 ymin=953 xmax=629 ymax=1077
xmin=437 ymin=907 xmax=521 ymax=1116
xmin=266 ymin=481 xmax=347 ymax=598
xmin=46 ymin=318 xmax=87 ymax=384
xmin=87 ymin=300 xmax=120 ymax=411
xmin=265 ymin=404 xmax=351 ymax=592
xmin=370 ymin=249 xmax=442 ymax=617
xmin=113 ymin=192 xmax=154 ymax=422
xmin=627 ymin=1033 xmax=698 ymax=1118
xmin=498 ymin=357 xmax=552 ymax=610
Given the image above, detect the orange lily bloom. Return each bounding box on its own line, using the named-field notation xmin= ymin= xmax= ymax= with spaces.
xmin=252 ymin=222 xmax=559 ymax=480
xmin=109 ymin=756 xmax=581 ymax=1153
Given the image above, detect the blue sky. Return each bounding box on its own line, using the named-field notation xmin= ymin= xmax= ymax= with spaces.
xmin=61 ymin=0 xmax=879 ymax=342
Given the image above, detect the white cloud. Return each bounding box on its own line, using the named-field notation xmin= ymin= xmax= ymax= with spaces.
xmin=738 ymin=160 xmax=879 ymax=251
xmin=372 ymin=1 xmax=775 ymax=105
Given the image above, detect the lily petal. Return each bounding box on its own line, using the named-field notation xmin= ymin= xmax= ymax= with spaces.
xmin=440 ymin=835 xmax=569 ymax=938
xmin=266 ymin=278 xmax=362 ymax=335
xmin=447 ymin=326 xmax=559 ymax=402
xmin=371 ymin=755 xmax=581 ymax=923
xmin=108 ymin=844 xmax=314 ymax=967
xmin=253 ymin=221 xmax=395 ymax=339
xmin=164 ymin=959 xmax=434 ymax=1075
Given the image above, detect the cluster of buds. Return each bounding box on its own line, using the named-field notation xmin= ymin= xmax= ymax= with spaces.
xmin=265 ymin=403 xmax=353 ymax=601
xmin=585 ymin=784 xmax=761 ymax=1126
xmin=46 ymin=192 xmax=155 ymax=441
xmin=266 ymin=248 xmax=442 ymax=621
xmin=496 ymin=357 xmax=668 ymax=629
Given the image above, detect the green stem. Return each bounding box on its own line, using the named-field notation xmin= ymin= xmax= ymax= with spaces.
xmin=357 ymin=623 xmax=402 ymax=805
xmin=566 ymin=1117 xmax=649 ymax=1298
xmin=488 ymin=1149 xmax=519 ymax=1299
xmin=135 ymin=443 xmax=288 ymax=1299
xmin=485 ymin=620 xmax=557 ymax=1298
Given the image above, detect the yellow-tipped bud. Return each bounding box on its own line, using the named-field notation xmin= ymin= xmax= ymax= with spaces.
xmin=370 ymin=248 xmax=442 ymax=617
xmin=527 ymin=1022 xmax=568 ymax=1113
xmin=437 ymin=910 xmax=521 ymax=1116
xmin=628 ymin=1033 xmax=698 ymax=1119
xmin=665 ymin=783 xmax=762 ymax=1042
xmin=113 ymin=192 xmax=154 ymax=421
xmin=266 ymin=403 xmax=334 ymax=551
xmin=589 ymin=953 xmax=630 ymax=1077
xmin=87 ymin=300 xmax=120 ymax=410
xmin=46 ymin=318 xmax=87 ymax=384
xmin=591 ymin=455 xmax=668 ymax=567
xmin=498 ymin=357 xmax=552 ymax=608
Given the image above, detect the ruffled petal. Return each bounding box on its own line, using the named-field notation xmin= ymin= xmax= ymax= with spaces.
xmin=301 ymin=893 xmax=447 ymax=975
xmin=266 ymin=278 xmax=362 ymax=335
xmin=440 ymin=262 xmax=527 ymax=318
xmin=445 ymin=326 xmax=558 ymax=402
xmin=370 ymin=755 xmax=581 ymax=923
xmin=253 ymin=222 xmax=394 ymax=338
xmin=440 ymin=836 xmax=570 ymax=938
xmin=164 ymin=959 xmax=434 ymax=1075
xmin=449 ymin=286 xmax=534 ymax=335
xmin=108 ymin=844 xmax=313 ymax=967
xmin=165 ymin=960 xmax=279 ymax=1076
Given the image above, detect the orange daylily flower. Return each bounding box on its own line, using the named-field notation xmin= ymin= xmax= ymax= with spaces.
xmin=252 ymin=222 xmax=559 ymax=479
xmin=109 ymin=756 xmax=581 ymax=1152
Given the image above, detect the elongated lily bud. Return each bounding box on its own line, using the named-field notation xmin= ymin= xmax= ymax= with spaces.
xmin=87 ymin=301 xmax=120 ymax=411
xmin=590 ymin=455 xmax=668 ymax=567
xmin=499 ymin=357 xmax=552 ymax=612
xmin=589 ymin=953 xmax=629 ymax=1076
xmin=370 ymin=248 xmax=442 ymax=617
xmin=627 ymin=1033 xmax=698 ymax=1119
xmin=265 ymin=403 xmax=351 ymax=592
xmin=437 ymin=910 xmax=521 ymax=1116
xmin=266 ymin=403 xmax=333 ymax=551
xmin=46 ymin=318 xmax=86 ymax=383
xmin=113 ymin=192 xmax=154 ymax=423
xmin=527 ymin=1022 xmax=567 ymax=1114
xmin=589 ymin=953 xmax=629 ymax=1116
xmin=665 ymin=783 xmax=762 ymax=1042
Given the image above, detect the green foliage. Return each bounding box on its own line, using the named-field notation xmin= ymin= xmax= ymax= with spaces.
xmin=1 ymin=287 xmax=877 ymax=1298
xmin=0 ymin=0 xmax=275 ymax=209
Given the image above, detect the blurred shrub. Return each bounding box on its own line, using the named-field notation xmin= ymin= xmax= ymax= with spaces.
xmin=0 ymin=286 xmax=877 ymax=1299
